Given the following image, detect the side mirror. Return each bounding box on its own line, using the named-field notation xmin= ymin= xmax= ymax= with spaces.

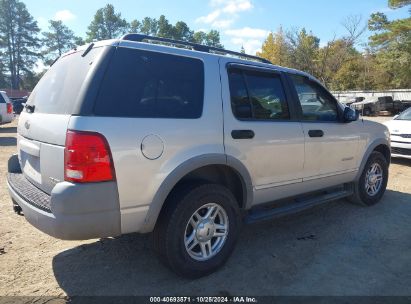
xmin=343 ymin=106 xmax=359 ymax=122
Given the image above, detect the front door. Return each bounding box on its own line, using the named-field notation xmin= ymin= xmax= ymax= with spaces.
xmin=287 ymin=74 xmax=360 ymax=180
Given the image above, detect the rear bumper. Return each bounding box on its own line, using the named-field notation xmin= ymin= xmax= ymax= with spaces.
xmin=7 ymin=154 xmax=121 ymax=240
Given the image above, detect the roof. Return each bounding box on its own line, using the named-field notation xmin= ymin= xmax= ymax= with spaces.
xmin=62 ymin=34 xmax=324 ymax=87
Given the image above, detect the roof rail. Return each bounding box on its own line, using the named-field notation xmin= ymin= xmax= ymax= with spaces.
xmin=120 ymin=33 xmax=271 ymax=64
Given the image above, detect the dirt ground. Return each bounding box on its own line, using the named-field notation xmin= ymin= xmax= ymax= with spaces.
xmin=0 ymin=116 xmax=410 ymax=298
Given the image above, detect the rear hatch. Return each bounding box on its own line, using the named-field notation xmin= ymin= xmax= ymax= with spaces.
xmin=17 ymin=45 xmax=108 ymax=194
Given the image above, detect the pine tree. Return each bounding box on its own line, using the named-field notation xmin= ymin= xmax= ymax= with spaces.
xmin=42 ymin=20 xmax=78 ymax=65
xmin=173 ymin=21 xmax=193 ymax=41
xmin=130 ymin=20 xmax=141 ymax=33
xmin=157 ymin=15 xmax=173 ymax=38
xmin=0 ymin=0 xmax=41 ymax=89
xmin=140 ymin=17 xmax=158 ymax=35
xmin=86 ymin=4 xmax=129 ymax=42
xmin=192 ymin=30 xmax=223 ymax=48
xmin=205 ymin=30 xmax=223 ymax=48
xmin=0 ymin=58 xmax=7 ymax=88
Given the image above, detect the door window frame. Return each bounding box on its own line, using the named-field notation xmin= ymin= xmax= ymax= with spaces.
xmin=284 ymin=72 xmax=345 ymax=123
xmin=226 ymin=63 xmax=300 ymax=122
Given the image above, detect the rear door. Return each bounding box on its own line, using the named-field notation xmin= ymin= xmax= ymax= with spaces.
xmin=221 ymin=61 xmax=305 ymax=200
xmin=17 ymin=46 xmax=108 ymax=194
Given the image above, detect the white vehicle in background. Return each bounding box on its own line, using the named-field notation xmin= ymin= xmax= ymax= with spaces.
xmin=384 ymin=108 xmax=411 ymax=159
xmin=0 ymin=91 xmax=14 ymax=125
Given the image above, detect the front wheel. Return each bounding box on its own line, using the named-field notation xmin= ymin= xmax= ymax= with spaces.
xmin=349 ymin=151 xmax=388 ymax=206
xmin=153 ymin=183 xmax=241 ymax=278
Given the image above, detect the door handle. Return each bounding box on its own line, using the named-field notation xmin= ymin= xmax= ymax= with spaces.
xmin=308 ymin=130 xmax=324 ymax=138
xmin=231 ymin=130 xmax=255 ymax=139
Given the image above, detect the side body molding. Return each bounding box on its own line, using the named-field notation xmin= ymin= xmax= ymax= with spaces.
xmin=140 ymin=153 xmax=253 ymax=233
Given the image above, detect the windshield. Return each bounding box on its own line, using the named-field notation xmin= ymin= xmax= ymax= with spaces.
xmin=395 ymin=108 xmax=411 ymax=120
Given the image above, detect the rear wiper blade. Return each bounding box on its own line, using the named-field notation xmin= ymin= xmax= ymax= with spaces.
xmin=25 ymin=104 xmax=35 ymax=113
xmin=81 ymin=43 xmax=94 ymax=57
xmin=50 ymin=56 xmax=60 ymax=67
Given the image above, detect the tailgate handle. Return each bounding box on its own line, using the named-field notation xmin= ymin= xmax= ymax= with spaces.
xmin=19 ymin=139 xmax=40 ymax=157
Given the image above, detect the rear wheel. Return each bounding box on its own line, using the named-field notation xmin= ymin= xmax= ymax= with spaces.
xmin=153 ymin=183 xmax=241 ymax=278
xmin=349 ymin=151 xmax=388 ymax=206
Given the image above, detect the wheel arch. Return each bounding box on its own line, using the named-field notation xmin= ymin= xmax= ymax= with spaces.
xmin=356 ymin=138 xmax=391 ymax=181
xmin=140 ymin=154 xmax=253 ymax=233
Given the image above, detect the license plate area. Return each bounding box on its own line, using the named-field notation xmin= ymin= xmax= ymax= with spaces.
xmin=20 ymin=149 xmax=42 ymax=185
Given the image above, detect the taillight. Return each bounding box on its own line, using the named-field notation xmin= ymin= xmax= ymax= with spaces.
xmin=64 ymin=130 xmax=115 ymax=183
xmin=7 ymin=103 xmax=12 ymax=114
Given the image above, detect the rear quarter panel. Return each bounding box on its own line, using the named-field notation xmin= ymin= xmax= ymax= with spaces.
xmin=68 ymin=52 xmax=224 ymax=234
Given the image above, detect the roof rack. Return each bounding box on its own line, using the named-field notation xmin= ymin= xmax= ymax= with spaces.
xmin=120 ymin=33 xmax=271 ymax=64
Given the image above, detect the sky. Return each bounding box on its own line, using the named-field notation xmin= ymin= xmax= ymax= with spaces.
xmin=24 ymin=0 xmax=409 ymax=56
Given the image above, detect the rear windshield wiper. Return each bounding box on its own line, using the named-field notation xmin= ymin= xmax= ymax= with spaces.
xmin=81 ymin=43 xmax=94 ymax=57
xmin=25 ymin=104 xmax=35 ymax=113
xmin=50 ymin=56 xmax=60 ymax=67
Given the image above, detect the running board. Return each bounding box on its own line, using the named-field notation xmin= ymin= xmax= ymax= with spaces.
xmin=245 ymin=187 xmax=353 ymax=224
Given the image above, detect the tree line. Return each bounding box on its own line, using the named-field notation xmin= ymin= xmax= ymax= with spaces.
xmin=257 ymin=0 xmax=411 ymax=91
xmin=0 ymin=1 xmax=223 ymax=90
xmin=0 ymin=0 xmax=410 ymax=91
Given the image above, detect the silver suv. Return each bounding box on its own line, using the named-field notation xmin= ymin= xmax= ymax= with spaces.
xmin=7 ymin=34 xmax=391 ymax=278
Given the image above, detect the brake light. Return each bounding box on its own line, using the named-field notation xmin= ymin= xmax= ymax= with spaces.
xmin=64 ymin=130 xmax=115 ymax=183
xmin=7 ymin=103 xmax=12 ymax=114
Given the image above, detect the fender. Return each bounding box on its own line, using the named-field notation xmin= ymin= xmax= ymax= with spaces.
xmin=355 ymin=138 xmax=390 ymax=181
xmin=140 ymin=153 xmax=253 ymax=233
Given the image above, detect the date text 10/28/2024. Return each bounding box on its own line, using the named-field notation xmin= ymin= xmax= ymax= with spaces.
xmin=150 ymin=297 xmax=258 ymax=303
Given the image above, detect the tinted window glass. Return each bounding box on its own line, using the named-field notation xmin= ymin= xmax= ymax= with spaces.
xmin=228 ymin=69 xmax=289 ymax=120
xmin=0 ymin=93 xmax=5 ymax=103
xmin=290 ymin=74 xmax=338 ymax=122
xmin=246 ymin=71 xmax=289 ymax=120
xmin=228 ymin=70 xmax=251 ymax=119
xmin=27 ymin=48 xmax=102 ymax=114
xmin=94 ymin=48 xmax=204 ymax=118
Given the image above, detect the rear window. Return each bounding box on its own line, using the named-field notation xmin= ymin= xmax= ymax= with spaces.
xmin=26 ymin=47 xmax=102 ymax=114
xmin=0 ymin=93 xmax=6 ymax=103
xmin=93 ymin=47 xmax=204 ymax=119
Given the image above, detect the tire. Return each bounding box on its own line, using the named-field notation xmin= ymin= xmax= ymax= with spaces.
xmin=153 ymin=183 xmax=241 ymax=278
xmin=364 ymin=108 xmax=371 ymax=116
xmin=349 ymin=151 xmax=388 ymax=206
